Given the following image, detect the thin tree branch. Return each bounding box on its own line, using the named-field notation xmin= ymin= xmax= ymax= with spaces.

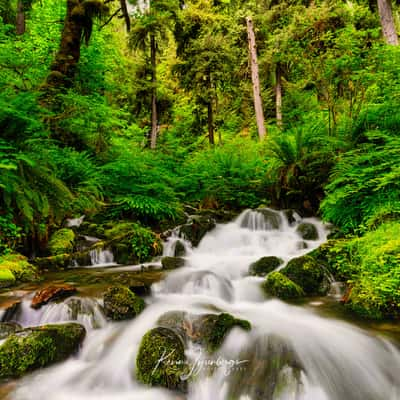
xmin=100 ymin=8 xmax=121 ymax=30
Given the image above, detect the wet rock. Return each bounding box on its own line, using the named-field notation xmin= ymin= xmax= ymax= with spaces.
xmin=47 ymin=228 xmax=76 ymax=256
xmin=128 ymin=281 xmax=151 ymax=296
xmin=281 ymin=255 xmax=329 ymax=296
xmin=282 ymin=209 xmax=300 ymax=225
xmin=174 ymin=240 xmax=186 ymax=257
xmin=249 ymin=257 xmax=284 ymax=277
xmin=103 ymin=286 xmax=145 ymax=321
xmin=161 ymin=256 xmax=185 ymax=270
xmin=192 ymin=313 xmax=251 ymax=353
xmin=262 ymin=272 xmax=305 ymax=299
xmin=228 ymin=334 xmax=303 ymax=400
xmin=157 ymin=310 xmax=189 ymax=343
xmin=296 ymin=222 xmax=319 ymax=240
xmin=0 ymin=269 xmax=16 ymax=289
xmin=0 ymin=299 xmax=21 ymax=322
xmin=136 ymin=327 xmax=188 ymax=392
xmin=257 ymin=208 xmax=282 ymax=230
xmin=0 ymin=323 xmax=86 ymax=379
xmin=179 ymin=216 xmax=216 ymax=247
xmin=31 ymin=284 xmax=77 ymax=309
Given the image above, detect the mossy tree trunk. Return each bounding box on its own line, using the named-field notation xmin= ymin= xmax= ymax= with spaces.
xmin=377 ymin=0 xmax=399 ymax=45
xmin=150 ymin=33 xmax=158 ymax=149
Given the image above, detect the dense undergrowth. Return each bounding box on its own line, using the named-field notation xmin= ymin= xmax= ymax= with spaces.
xmin=0 ymin=0 xmax=400 ymax=319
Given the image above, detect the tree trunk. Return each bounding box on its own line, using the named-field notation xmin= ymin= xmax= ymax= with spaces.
xmin=377 ymin=0 xmax=399 ymax=45
xmin=150 ymin=34 xmax=158 ymax=150
xmin=16 ymin=0 xmax=25 ymax=35
xmin=275 ymin=63 xmax=283 ymax=129
xmin=46 ymin=0 xmax=84 ymax=87
xmin=120 ymin=0 xmax=131 ymax=32
xmin=207 ymin=101 xmax=215 ymax=145
xmin=246 ymin=16 xmax=266 ymax=140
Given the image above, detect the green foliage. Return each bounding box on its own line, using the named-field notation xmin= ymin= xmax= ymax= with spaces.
xmin=47 ymin=228 xmax=75 ymax=256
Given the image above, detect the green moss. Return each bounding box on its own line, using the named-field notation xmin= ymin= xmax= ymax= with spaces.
xmin=281 ymin=255 xmax=328 ymax=295
xmin=196 ymin=313 xmax=251 ymax=353
xmin=103 ymin=286 xmax=145 ymax=320
xmin=296 ymin=222 xmax=319 ymax=240
xmin=0 ymin=253 xmax=38 ymax=284
xmin=136 ymin=327 xmax=187 ymax=392
xmin=0 ymin=323 xmax=86 ymax=379
xmin=0 ymin=269 xmax=16 ymax=288
xmin=262 ymin=272 xmax=305 ymax=300
xmin=249 ymin=256 xmax=283 ymax=276
xmin=48 ymin=229 xmax=75 ymax=256
xmin=161 ymin=256 xmax=185 ymax=270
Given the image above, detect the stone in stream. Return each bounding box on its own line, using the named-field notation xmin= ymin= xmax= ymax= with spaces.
xmin=281 ymin=255 xmax=330 ymax=296
xmin=179 ymin=215 xmax=216 ymax=247
xmin=295 ymin=222 xmax=319 ymax=240
xmin=31 ymin=284 xmax=77 ymax=309
xmin=0 ymin=322 xmax=22 ymax=340
xmin=256 ymin=208 xmax=282 ymax=229
xmin=136 ymin=327 xmax=188 ymax=392
xmin=103 ymin=286 xmax=145 ymax=321
xmin=0 ymin=323 xmax=86 ymax=379
xmin=0 ymin=299 xmax=21 ymax=322
xmin=174 ymin=240 xmax=186 ymax=257
xmin=249 ymin=256 xmax=284 ymax=277
xmin=161 ymin=256 xmax=185 ymax=270
xmin=262 ymin=272 xmax=305 ymax=300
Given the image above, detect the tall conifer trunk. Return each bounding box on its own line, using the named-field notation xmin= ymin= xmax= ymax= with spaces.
xmin=150 ymin=34 xmax=158 ymax=149
xmin=16 ymin=0 xmax=26 ymax=35
xmin=275 ymin=63 xmax=283 ymax=129
xmin=377 ymin=0 xmax=399 ymax=45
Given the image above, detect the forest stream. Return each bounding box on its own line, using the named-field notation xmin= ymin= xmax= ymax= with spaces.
xmin=0 ymin=209 xmax=399 ymax=400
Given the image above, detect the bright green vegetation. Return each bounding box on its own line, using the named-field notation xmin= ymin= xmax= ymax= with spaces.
xmin=103 ymin=286 xmax=145 ymax=320
xmin=0 ymin=1 xmax=399 ymax=319
xmin=262 ymin=271 xmax=305 ymax=300
xmin=0 ymin=253 xmax=38 ymax=284
xmin=0 ymin=323 xmax=86 ymax=379
xmin=136 ymin=327 xmax=188 ymax=391
xmin=47 ymin=229 xmax=75 ymax=255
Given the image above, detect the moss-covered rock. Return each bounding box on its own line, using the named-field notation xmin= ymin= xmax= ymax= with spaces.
xmin=48 ymin=228 xmax=76 ymax=256
xmin=193 ymin=313 xmax=251 ymax=353
xmin=136 ymin=327 xmax=187 ymax=392
xmin=179 ymin=216 xmax=216 ymax=247
xmin=296 ymin=223 xmax=319 ymax=240
xmin=262 ymin=272 xmax=305 ymax=300
xmin=161 ymin=256 xmax=185 ymax=270
xmin=0 ymin=323 xmax=86 ymax=379
xmin=103 ymin=286 xmax=145 ymax=320
xmin=249 ymin=257 xmax=284 ymax=277
xmin=257 ymin=208 xmax=282 ymax=229
xmin=281 ymin=255 xmax=329 ymax=295
xmin=0 ymin=253 xmax=39 ymax=285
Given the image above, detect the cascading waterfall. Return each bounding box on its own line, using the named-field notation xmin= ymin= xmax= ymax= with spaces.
xmin=89 ymin=248 xmax=115 ymax=267
xmin=5 ymin=209 xmax=400 ymax=400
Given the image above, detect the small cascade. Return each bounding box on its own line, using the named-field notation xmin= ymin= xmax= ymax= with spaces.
xmin=65 ymin=215 xmax=85 ymax=228
xmin=5 ymin=296 xmax=107 ymax=331
xmin=163 ymin=230 xmax=192 ymax=257
xmin=89 ymin=247 xmax=115 ymax=267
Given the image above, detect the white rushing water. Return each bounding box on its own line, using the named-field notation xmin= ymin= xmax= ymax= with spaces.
xmin=7 ymin=209 xmax=400 ymax=400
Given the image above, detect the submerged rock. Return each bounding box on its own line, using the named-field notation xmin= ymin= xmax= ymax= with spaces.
xmin=174 ymin=240 xmax=186 ymax=257
xmin=192 ymin=313 xmax=251 ymax=353
xmin=0 ymin=323 xmax=86 ymax=379
xmin=249 ymin=256 xmax=284 ymax=277
xmin=31 ymin=284 xmax=77 ymax=309
xmin=262 ymin=272 xmax=305 ymax=300
xmin=161 ymin=256 xmax=185 ymax=270
xmin=0 ymin=322 xmax=22 ymax=340
xmin=281 ymin=255 xmax=329 ymax=296
xmin=103 ymin=286 xmax=145 ymax=320
xmin=296 ymin=222 xmax=319 ymax=240
xmin=257 ymin=208 xmax=282 ymax=230
xmin=136 ymin=327 xmax=188 ymax=392
xmin=47 ymin=228 xmax=76 ymax=256
xmin=179 ymin=215 xmax=216 ymax=247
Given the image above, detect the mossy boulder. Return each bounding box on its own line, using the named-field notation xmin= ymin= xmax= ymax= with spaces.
xmin=0 ymin=269 xmax=15 ymax=289
xmin=48 ymin=229 xmax=76 ymax=256
xmin=0 ymin=323 xmax=86 ymax=379
xmin=193 ymin=313 xmax=251 ymax=353
xmin=249 ymin=257 xmax=284 ymax=277
xmin=296 ymin=223 xmax=319 ymax=241
xmin=179 ymin=216 xmax=216 ymax=247
xmin=281 ymin=255 xmax=329 ymax=295
xmin=136 ymin=326 xmax=187 ymax=392
xmin=161 ymin=256 xmax=185 ymax=270
xmin=262 ymin=272 xmax=305 ymax=300
xmin=103 ymin=286 xmax=145 ymax=321
xmin=257 ymin=208 xmax=282 ymax=230
xmin=0 ymin=253 xmax=38 ymax=285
